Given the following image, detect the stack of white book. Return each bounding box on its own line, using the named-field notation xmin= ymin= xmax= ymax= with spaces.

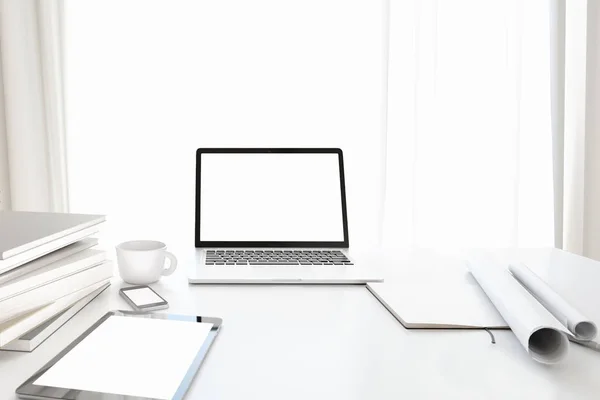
xmin=0 ymin=211 xmax=112 ymax=352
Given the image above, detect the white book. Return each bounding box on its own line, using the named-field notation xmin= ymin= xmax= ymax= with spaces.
xmin=0 ymin=261 xmax=113 ymax=324
xmin=0 ymin=224 xmax=101 ymax=275
xmin=0 ymin=248 xmax=106 ymax=302
xmin=0 ymin=211 xmax=105 ymax=259
xmin=2 ymin=282 xmax=110 ymax=352
xmin=0 ymin=238 xmax=98 ymax=286
xmin=0 ymin=280 xmax=110 ymax=348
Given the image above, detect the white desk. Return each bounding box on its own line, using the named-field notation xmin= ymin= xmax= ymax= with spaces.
xmin=2 ymin=248 xmax=600 ymax=399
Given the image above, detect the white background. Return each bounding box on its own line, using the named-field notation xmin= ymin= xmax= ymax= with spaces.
xmin=65 ymin=0 xmax=384 ymax=249
xmin=65 ymin=0 xmax=556 ymax=252
xmin=200 ymin=153 xmax=344 ymax=242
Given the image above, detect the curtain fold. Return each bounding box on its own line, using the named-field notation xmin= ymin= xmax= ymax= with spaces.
xmin=0 ymin=41 xmax=10 ymax=211
xmin=0 ymin=0 xmax=68 ymax=212
xmin=582 ymin=0 xmax=600 ymax=261
xmin=563 ymin=0 xmax=600 ymax=260
xmin=383 ymin=0 xmax=555 ymax=249
xmin=549 ymin=0 xmax=566 ymax=250
xmin=560 ymin=0 xmax=600 ymax=260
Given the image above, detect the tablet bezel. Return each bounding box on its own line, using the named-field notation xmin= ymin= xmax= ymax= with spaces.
xmin=16 ymin=310 xmax=222 ymax=400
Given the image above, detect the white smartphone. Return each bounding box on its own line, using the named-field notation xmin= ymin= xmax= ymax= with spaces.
xmin=119 ymin=285 xmax=169 ymax=311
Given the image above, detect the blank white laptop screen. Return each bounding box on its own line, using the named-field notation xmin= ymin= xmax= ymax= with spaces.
xmin=200 ymin=153 xmax=345 ymax=242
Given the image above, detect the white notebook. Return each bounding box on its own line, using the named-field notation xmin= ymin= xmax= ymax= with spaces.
xmin=0 ymin=225 xmax=101 ymax=275
xmin=0 ymin=212 xmax=104 ymax=260
xmin=0 ymin=280 xmax=110 ymax=347
xmin=0 ymin=261 xmax=113 ymax=324
xmin=0 ymin=249 xmax=106 ymax=302
xmin=0 ymin=238 xmax=99 ymax=286
xmin=367 ymin=262 xmax=507 ymax=329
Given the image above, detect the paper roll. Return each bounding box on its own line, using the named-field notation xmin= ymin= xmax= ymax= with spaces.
xmin=468 ymin=255 xmax=569 ymax=364
xmin=509 ymin=262 xmax=597 ymax=341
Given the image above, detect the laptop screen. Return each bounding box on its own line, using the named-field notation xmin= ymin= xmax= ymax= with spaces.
xmin=197 ymin=150 xmax=348 ymax=246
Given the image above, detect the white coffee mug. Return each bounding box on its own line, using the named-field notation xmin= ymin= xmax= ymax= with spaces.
xmin=116 ymin=240 xmax=178 ymax=285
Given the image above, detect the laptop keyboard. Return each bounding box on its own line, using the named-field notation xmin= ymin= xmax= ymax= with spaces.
xmin=204 ymin=250 xmax=353 ymax=266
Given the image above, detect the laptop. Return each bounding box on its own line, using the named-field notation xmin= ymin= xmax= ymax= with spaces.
xmin=188 ymin=148 xmax=383 ymax=284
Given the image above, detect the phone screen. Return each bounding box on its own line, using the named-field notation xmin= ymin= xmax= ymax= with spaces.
xmin=122 ymin=287 xmax=165 ymax=307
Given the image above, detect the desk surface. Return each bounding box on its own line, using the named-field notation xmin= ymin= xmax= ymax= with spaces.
xmin=2 ymin=248 xmax=600 ymax=399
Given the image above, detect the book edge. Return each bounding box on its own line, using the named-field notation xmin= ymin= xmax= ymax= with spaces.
xmin=0 ymin=281 xmax=111 ymax=352
xmin=0 ymin=215 xmax=105 ymax=260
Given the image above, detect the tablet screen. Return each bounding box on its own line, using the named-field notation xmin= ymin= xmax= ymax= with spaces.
xmin=35 ymin=315 xmax=213 ymax=399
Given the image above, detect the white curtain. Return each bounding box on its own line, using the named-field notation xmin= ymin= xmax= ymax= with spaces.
xmin=59 ymin=0 xmax=600 ymax=255
xmin=562 ymin=0 xmax=600 ymax=260
xmin=0 ymin=0 xmax=69 ymax=212
xmin=383 ymin=0 xmax=555 ymax=250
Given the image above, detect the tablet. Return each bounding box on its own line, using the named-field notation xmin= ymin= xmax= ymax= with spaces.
xmin=16 ymin=311 xmax=222 ymax=400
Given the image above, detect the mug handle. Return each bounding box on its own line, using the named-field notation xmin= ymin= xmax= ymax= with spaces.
xmin=162 ymin=251 xmax=178 ymax=276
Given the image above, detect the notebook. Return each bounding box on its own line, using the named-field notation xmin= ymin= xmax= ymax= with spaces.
xmin=0 ymin=280 xmax=110 ymax=348
xmin=0 ymin=261 xmax=113 ymax=324
xmin=0 ymin=211 xmax=104 ymax=260
xmin=366 ymin=253 xmax=508 ymax=329
xmin=0 ymin=248 xmax=106 ymax=302
xmin=1 ymin=281 xmax=110 ymax=352
xmin=0 ymin=238 xmax=98 ymax=286
xmin=0 ymin=225 xmax=102 ymax=275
